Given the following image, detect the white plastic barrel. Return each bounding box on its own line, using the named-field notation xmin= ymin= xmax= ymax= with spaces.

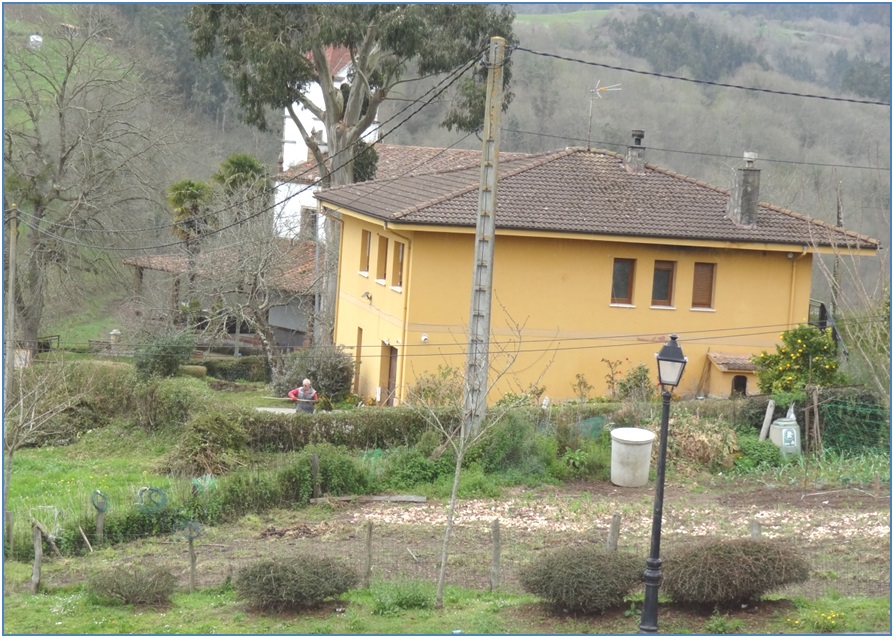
xmin=610 ymin=427 xmax=656 ymax=487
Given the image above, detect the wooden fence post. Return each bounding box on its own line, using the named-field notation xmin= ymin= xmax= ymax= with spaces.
xmin=311 ymin=453 xmax=321 ymax=499
xmin=489 ymin=519 xmax=501 ymax=591
xmin=750 ymin=519 xmax=762 ymax=539
xmin=96 ymin=510 xmax=105 ymax=545
xmin=188 ymin=536 xmax=197 ymax=592
xmin=30 ymin=524 xmax=42 ymax=594
xmin=606 ymin=513 xmax=621 ymax=551
xmin=363 ymin=521 xmax=373 ymax=589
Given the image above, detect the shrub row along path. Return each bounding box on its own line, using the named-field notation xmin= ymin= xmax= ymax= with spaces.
xmin=35 ymin=478 xmax=890 ymax=607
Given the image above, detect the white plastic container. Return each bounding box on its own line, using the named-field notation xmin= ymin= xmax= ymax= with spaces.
xmin=610 ymin=427 xmax=656 ymax=487
xmin=769 ymin=417 xmax=802 ymax=457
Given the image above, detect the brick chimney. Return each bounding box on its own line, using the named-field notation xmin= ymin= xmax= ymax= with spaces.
xmin=625 ymin=130 xmax=646 ymax=174
xmin=726 ymin=152 xmax=760 ymax=228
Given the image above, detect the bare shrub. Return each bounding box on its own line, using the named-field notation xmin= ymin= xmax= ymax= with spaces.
xmin=663 ymin=538 xmax=810 ymax=605
xmin=234 ymin=554 xmax=358 ymax=611
xmin=519 ymin=544 xmax=642 ymax=613
xmin=88 ymin=564 xmax=177 ymax=605
xmin=160 ymin=411 xmax=249 ymax=476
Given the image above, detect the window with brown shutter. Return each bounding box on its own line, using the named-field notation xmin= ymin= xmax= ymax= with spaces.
xmin=390 ymin=241 xmax=404 ymax=288
xmin=376 ymin=235 xmax=388 ymax=281
xmin=611 ymin=258 xmax=635 ymax=304
xmin=359 ymin=229 xmax=371 ymax=272
xmin=652 ymin=260 xmax=676 ymax=306
xmin=692 ymin=262 xmax=716 ymax=308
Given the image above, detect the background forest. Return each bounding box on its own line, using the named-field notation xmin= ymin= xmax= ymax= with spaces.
xmin=3 ymin=2 xmax=890 ymax=344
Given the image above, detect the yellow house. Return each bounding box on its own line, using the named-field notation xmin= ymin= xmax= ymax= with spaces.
xmin=316 ymin=134 xmax=879 ymax=404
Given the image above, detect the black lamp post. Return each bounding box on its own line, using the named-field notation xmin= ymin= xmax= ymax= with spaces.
xmin=639 ymin=334 xmax=687 ymax=634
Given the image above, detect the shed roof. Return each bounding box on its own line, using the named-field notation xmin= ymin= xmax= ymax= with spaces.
xmin=123 ymin=240 xmax=317 ymax=294
xmin=707 ymin=352 xmax=759 ymax=372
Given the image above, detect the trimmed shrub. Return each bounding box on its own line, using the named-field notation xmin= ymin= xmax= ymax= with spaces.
xmin=179 ymin=364 xmax=207 ymax=379
xmin=371 ymin=580 xmax=436 ymax=615
xmin=519 ymin=544 xmax=642 ymax=613
xmin=87 ymin=564 xmax=177 ymax=605
xmin=243 ymin=406 xmax=443 ymax=452
xmin=663 ymin=538 xmax=810 ymax=605
xmin=270 ymin=346 xmax=354 ymax=402
xmin=133 ymin=331 xmax=196 ymax=379
xmin=234 ymin=554 xmax=358 ymax=611
xmin=160 ymin=410 xmax=249 ymax=476
xmin=203 ymin=355 xmax=269 ymax=382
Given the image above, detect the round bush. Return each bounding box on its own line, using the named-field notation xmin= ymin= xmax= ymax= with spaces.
xmin=663 ymin=538 xmax=810 ymax=605
xmin=234 ymin=554 xmax=358 ymax=611
xmin=88 ymin=564 xmax=177 ymax=605
xmin=735 ymin=434 xmax=782 ymax=470
xmin=519 ymin=544 xmax=642 ymax=613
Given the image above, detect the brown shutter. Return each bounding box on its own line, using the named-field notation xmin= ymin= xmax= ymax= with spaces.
xmin=692 ymin=263 xmax=715 ymax=308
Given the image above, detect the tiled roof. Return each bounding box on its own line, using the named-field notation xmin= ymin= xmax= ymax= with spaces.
xmin=315 ymin=147 xmax=879 ymax=250
xmin=277 ymin=144 xmax=529 ymax=184
xmin=707 ymin=352 xmax=758 ymax=372
xmin=123 ymin=240 xmax=317 ymax=293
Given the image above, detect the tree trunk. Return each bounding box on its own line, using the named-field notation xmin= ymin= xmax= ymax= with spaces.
xmin=3 ymin=449 xmax=14 ymax=540
xmin=435 ymin=449 xmax=465 ymax=609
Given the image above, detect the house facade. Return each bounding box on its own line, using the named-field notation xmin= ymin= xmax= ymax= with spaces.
xmin=316 ymin=132 xmax=879 ymax=404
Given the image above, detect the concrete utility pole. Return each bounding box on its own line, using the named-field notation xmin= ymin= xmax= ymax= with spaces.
xmin=4 ymin=203 xmax=18 ymax=408
xmin=4 ymin=203 xmax=18 ymax=552
xmin=462 ymin=36 xmax=505 ymax=439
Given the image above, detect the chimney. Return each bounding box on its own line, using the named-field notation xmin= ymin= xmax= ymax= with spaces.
xmin=625 ymin=129 xmax=646 ymax=174
xmin=727 ymin=152 xmax=760 ymax=228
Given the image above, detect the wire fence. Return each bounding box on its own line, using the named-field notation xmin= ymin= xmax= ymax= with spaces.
xmin=20 ymin=507 xmax=890 ymax=602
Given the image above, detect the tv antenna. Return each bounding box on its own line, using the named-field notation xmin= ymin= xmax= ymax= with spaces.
xmin=587 ymin=80 xmax=622 ymax=150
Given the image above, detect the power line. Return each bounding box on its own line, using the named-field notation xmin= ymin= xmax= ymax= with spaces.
xmin=514 ymin=46 xmax=891 ymax=107
xmin=502 ymin=128 xmax=891 ymax=172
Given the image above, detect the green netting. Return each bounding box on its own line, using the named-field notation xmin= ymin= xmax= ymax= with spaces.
xmin=579 ymin=415 xmax=606 ymax=439
xmin=820 ymin=399 xmax=890 ymax=454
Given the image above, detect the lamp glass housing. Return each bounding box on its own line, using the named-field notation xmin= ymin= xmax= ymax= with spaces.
xmin=655 ymin=334 xmax=687 ymax=388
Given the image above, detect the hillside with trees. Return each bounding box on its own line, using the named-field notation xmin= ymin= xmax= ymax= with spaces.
xmin=4 ymin=3 xmax=889 ymax=350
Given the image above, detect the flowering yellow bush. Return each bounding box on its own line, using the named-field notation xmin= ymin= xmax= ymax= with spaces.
xmin=751 ymin=325 xmax=844 ymax=394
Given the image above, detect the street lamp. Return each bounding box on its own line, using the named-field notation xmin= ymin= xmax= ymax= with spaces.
xmin=639 ymin=334 xmax=687 ymax=634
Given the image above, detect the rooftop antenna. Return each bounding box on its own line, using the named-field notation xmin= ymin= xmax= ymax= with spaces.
xmin=587 ymin=80 xmax=621 ymax=151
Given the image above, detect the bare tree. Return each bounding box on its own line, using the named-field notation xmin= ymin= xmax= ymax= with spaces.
xmin=3 ymin=6 xmax=176 ymax=350
xmin=181 ymin=213 xmax=321 ymax=378
xmin=404 ymin=314 xmax=554 ymax=608
xmin=3 ymin=359 xmax=92 ymax=541
xmin=810 ymin=224 xmax=890 ymax=406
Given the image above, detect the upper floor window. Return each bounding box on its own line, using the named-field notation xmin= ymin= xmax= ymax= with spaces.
xmin=391 ymin=241 xmax=405 ymax=288
xmin=611 ymin=258 xmax=636 ymax=305
xmin=375 ymin=235 xmax=388 ymax=281
xmin=359 ymin=229 xmax=371 ymax=273
xmin=692 ymin=262 xmax=716 ymax=309
xmin=651 ymin=260 xmax=676 ymax=307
